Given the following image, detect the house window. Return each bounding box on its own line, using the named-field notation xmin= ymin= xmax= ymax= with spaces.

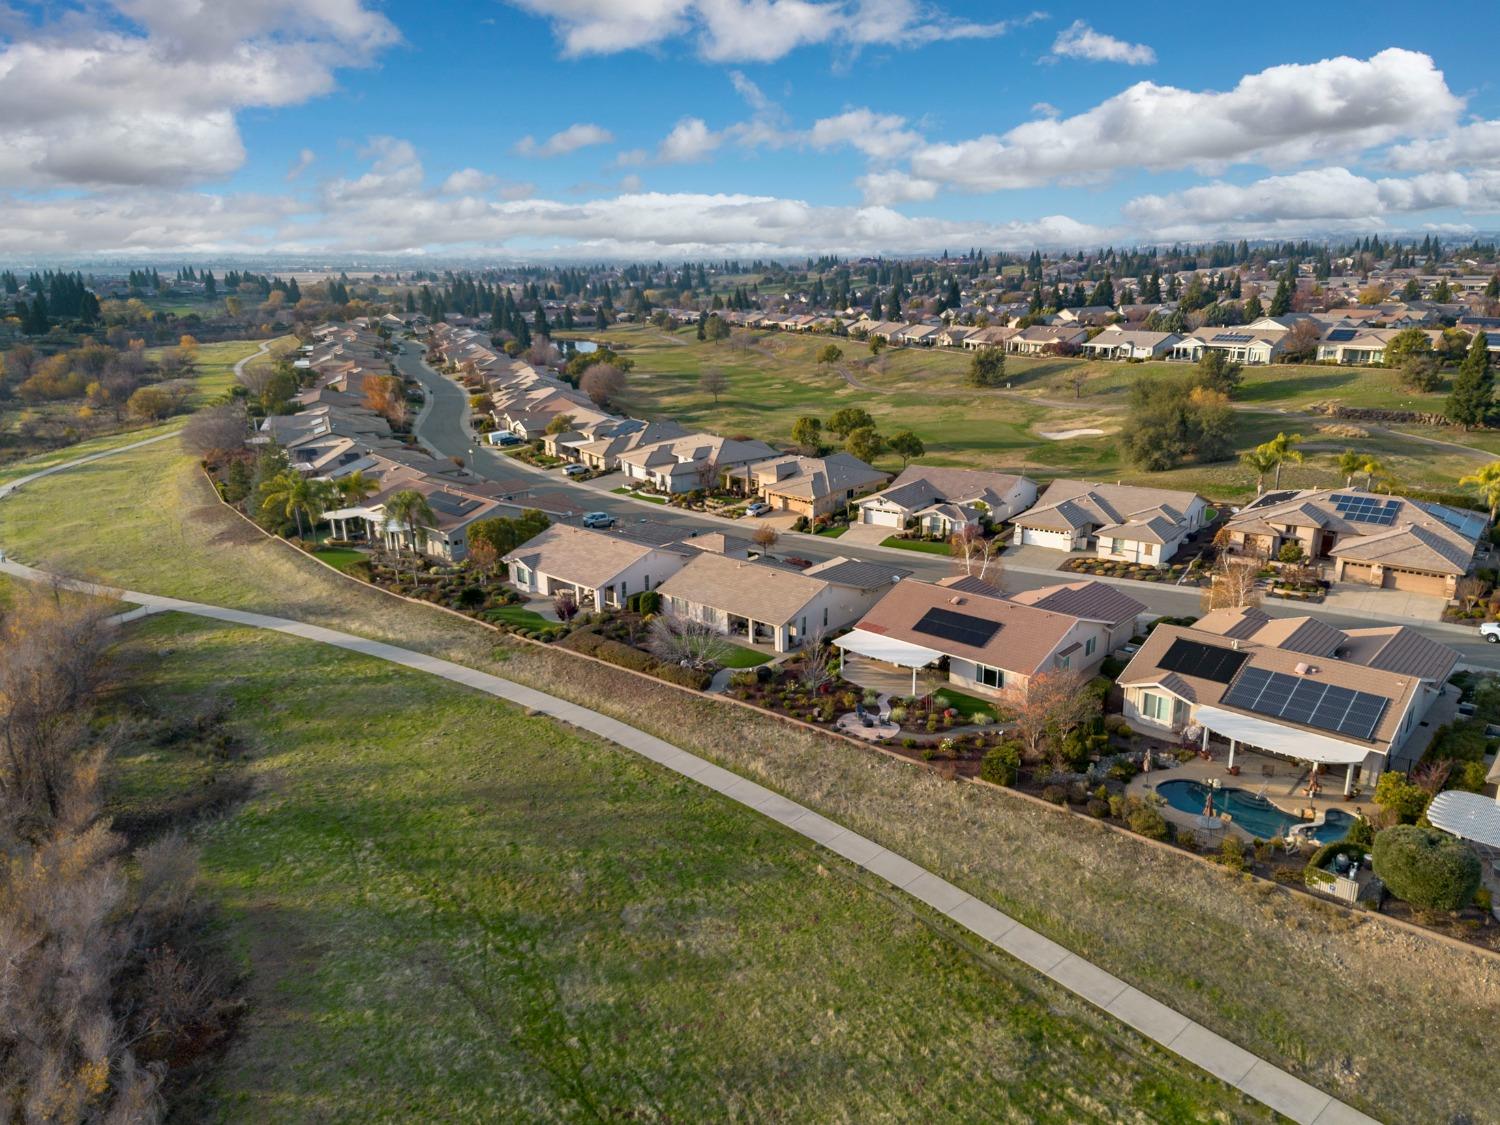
xmin=1142 ymin=692 xmax=1173 ymax=722
xmin=1102 ymin=538 xmax=1115 ymax=554
xmin=976 ymin=665 xmax=1004 ymax=688
xmin=1084 ymin=636 xmax=1096 ymax=657
xmin=1056 ymin=655 xmax=1071 ymax=670
xmin=513 ymin=565 xmax=529 ymax=585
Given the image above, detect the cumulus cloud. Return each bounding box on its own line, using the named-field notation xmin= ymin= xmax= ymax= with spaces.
xmin=857 ymin=169 xmax=938 ymax=204
xmin=1122 ymin=166 xmax=1500 ymax=239
xmin=1047 ymin=21 xmax=1154 ymax=65
xmin=0 ymin=0 xmax=398 ymax=188
xmin=286 ymin=147 xmax=316 ymax=181
xmin=513 ymin=122 xmax=615 ymax=158
xmin=656 ymin=117 xmax=723 ymax=163
xmin=502 ymin=0 xmax=1037 ymax=63
xmin=807 ymin=110 xmax=923 ymax=160
xmin=910 ymin=48 xmax=1461 ymax=192
xmin=1387 ymin=119 xmax=1500 ymax=171
xmin=440 ymin=168 xmax=496 ymax=194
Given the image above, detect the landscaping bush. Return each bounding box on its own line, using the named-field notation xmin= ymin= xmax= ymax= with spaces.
xmin=1217 ymin=836 xmax=1247 ymax=871
xmin=1041 ymin=785 xmax=1068 ymax=805
xmin=637 ymin=589 xmax=662 ymax=615
xmin=1126 ymin=801 xmax=1169 ymax=841
xmin=1086 ymin=798 xmax=1110 ymax=818
xmin=654 ymin=663 xmax=712 ymax=691
xmin=1373 ymin=771 xmax=1431 ymax=824
xmin=1306 ymin=840 xmax=1366 ymax=876
xmin=1447 ymin=759 xmax=1490 ymax=793
xmin=979 ymin=741 xmax=1021 ymax=786
xmin=1099 ymin=656 xmax=1127 ymax=679
xmin=565 ymin=631 xmax=659 ymax=674
xmin=1372 ymin=825 xmax=1482 ymax=911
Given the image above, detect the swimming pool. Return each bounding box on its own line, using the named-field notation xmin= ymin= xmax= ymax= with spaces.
xmin=1153 ymin=779 xmax=1355 ymax=843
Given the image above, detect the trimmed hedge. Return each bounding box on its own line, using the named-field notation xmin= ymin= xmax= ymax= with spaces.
xmin=1372 ymin=825 xmax=1482 ymax=911
xmin=562 ymin=627 xmax=711 ymax=690
xmin=979 ymin=741 xmax=1021 ymax=786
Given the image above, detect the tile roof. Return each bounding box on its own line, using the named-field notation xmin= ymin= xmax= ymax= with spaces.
xmin=655 ymin=553 xmax=834 ymax=625
xmin=503 ymin=523 xmax=667 ymax=588
xmin=1006 ymin=579 xmax=1146 ymax=624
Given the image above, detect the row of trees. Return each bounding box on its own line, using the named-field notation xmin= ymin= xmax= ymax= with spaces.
xmin=789 ymin=406 xmax=924 ymax=467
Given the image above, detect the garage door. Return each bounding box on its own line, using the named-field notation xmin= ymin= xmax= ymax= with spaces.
xmin=1020 ymin=528 xmax=1075 ymax=551
xmin=861 ymin=507 xmax=903 ymax=527
xmin=1383 ymin=568 xmax=1449 ymax=596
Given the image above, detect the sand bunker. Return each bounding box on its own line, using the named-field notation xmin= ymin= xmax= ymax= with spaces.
xmin=1037 ymin=427 xmax=1105 ymax=440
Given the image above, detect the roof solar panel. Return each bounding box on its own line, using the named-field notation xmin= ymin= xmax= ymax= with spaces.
xmin=1221 ymin=667 xmax=1388 ymax=741
xmin=1326 ymin=327 xmax=1358 ymax=341
xmin=913 ymin=607 xmax=1001 ymax=648
xmin=1159 ymin=639 xmax=1250 ymax=683
xmin=1332 ymin=493 xmax=1399 ymax=526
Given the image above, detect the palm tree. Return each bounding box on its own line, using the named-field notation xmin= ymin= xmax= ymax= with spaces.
xmin=382 ymin=489 xmax=437 ymax=577
xmin=258 ymin=471 xmax=331 ymax=541
xmin=1240 ymin=446 xmax=1278 ymax=494
xmin=1265 ymin=432 xmax=1304 ymax=489
xmin=1359 ymin=456 xmax=1385 ymax=490
xmin=1459 ymin=461 xmax=1500 ymax=521
xmin=1337 ymin=448 xmax=1365 ymax=487
xmin=337 ymin=470 xmax=379 ymax=503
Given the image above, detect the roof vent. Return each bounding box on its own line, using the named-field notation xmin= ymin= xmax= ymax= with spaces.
xmin=950 ymin=596 xmax=965 ymax=605
xmin=1294 ymin=662 xmax=1317 ymax=675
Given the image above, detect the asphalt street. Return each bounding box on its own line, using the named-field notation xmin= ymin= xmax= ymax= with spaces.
xmin=393 ymin=343 xmax=1500 ymax=671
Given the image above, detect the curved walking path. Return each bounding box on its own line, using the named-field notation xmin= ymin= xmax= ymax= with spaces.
xmin=0 ymin=439 xmax=1377 ymax=1125
xmin=232 ymin=337 xmax=276 ymax=382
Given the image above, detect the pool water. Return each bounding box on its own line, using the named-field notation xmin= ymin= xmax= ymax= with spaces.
xmin=1154 ymin=779 xmax=1355 ymax=843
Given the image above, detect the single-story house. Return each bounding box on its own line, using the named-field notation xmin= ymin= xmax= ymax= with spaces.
xmin=617 ymin=433 xmax=779 ymax=494
xmin=1055 ymin=305 xmax=1117 ymax=327
xmin=857 ymin=466 xmax=1038 ymax=536
xmin=657 ymin=553 xmax=910 ymax=652
xmin=1223 ymin=488 xmax=1483 ymax=598
xmin=962 ymin=326 xmax=1021 ymax=351
xmin=1007 ymin=325 xmax=1089 ymax=355
xmin=1079 ymin=326 xmax=1182 ymax=360
xmin=740 ymin=452 xmax=890 ymax=519
xmin=835 ymin=576 xmax=1144 ymax=699
xmin=1171 ymin=327 xmax=1285 ymax=365
xmin=1118 ymin=606 xmax=1459 ymax=791
xmin=1013 ymin=480 xmax=1209 ymax=563
xmin=503 ymin=523 xmax=692 ymax=609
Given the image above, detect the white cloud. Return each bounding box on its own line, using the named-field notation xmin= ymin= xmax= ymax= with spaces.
xmin=620 ymin=173 xmax=644 ymax=192
xmin=1387 ymin=119 xmax=1500 ymax=171
xmin=513 ymin=122 xmax=615 ymax=158
xmin=1121 ymin=166 xmax=1500 ymax=239
xmin=286 ymin=148 xmax=316 ymax=181
xmin=910 ymin=48 xmax=1461 ymax=192
xmin=657 ymin=117 xmax=723 ymax=163
xmin=857 ymin=169 xmax=938 ymax=204
xmin=440 ymin=168 xmax=496 ymax=194
xmin=1047 ymin=21 xmax=1154 ymax=65
xmin=0 ymin=0 xmax=397 ymax=188
xmin=807 ymin=109 xmax=922 ymax=160
xmin=503 ymin=0 xmax=1037 ymax=63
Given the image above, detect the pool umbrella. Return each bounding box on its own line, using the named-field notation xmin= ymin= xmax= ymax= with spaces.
xmin=1203 ymin=787 xmax=1216 ymax=818
xmin=1142 ymin=747 xmax=1152 ymax=773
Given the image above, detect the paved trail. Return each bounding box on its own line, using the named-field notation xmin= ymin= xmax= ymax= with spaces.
xmin=0 ymin=439 xmax=1378 ymax=1125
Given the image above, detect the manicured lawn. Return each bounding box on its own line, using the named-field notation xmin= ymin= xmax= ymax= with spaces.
xmin=814 ymin=525 xmax=847 ymax=538
xmin=609 ymin=486 xmax=667 ymax=504
xmin=484 ymin=604 xmax=551 ymax=629
xmin=718 ymin=643 xmax=772 ymax=668
xmin=880 ymin=535 xmax=953 ymax=555
xmin=109 ymin=615 xmax=1261 ymax=1122
xmin=933 ymin=687 xmax=1001 ymax=721
xmin=311 ymin=547 xmax=368 ymax=574
xmin=10 ymin=435 xmax=1499 ymax=1122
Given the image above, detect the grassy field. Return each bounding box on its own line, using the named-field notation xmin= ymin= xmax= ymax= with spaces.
xmin=7 ymin=436 xmax=1500 ymax=1119
xmin=595 ymin=324 xmax=1494 ymax=502
xmin=110 ymin=613 xmax=1265 ymax=1121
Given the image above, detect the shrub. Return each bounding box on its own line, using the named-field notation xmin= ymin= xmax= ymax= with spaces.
xmin=979 ymin=741 xmax=1021 ymax=786
xmin=888 ymin=706 xmax=907 ymax=723
xmin=1127 ymin=802 xmax=1169 ymax=841
xmin=1176 ymin=829 xmax=1198 ymax=851
xmin=1372 ymin=825 xmax=1482 ymax=911
xmin=1107 ymin=759 xmax=1139 ymax=783
xmin=1373 ymin=771 xmax=1430 ymax=824
xmin=654 ymin=663 xmax=712 ymax=691
xmin=1218 ymin=836 xmax=1247 ymax=871
xmin=1041 ymin=785 xmax=1068 ymax=805
xmin=1086 ymin=798 xmax=1110 ymax=818
xmin=1448 ymin=760 xmax=1490 ymax=792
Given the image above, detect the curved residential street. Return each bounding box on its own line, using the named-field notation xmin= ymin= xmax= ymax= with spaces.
xmin=0 ymin=434 xmax=1377 ymax=1125
xmin=394 ymin=342 xmax=1500 ymax=672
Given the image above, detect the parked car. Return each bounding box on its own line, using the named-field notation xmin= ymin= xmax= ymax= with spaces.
xmin=563 ymin=464 xmax=587 ymax=476
xmin=581 ymin=512 xmax=615 ymax=529
xmin=1482 ymin=622 xmax=1500 ymax=643
xmin=745 ymin=501 xmax=772 ymax=516
xmin=487 ymin=432 xmax=522 ymax=446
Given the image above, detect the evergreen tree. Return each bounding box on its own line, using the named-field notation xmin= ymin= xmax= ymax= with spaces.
xmin=1448 ymin=332 xmax=1494 ymax=429
xmin=1268 ymin=277 xmax=1292 ymax=316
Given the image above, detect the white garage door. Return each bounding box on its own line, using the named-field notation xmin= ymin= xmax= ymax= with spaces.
xmin=1020 ymin=528 xmax=1075 ymax=551
xmin=861 ymin=507 xmax=904 ymax=527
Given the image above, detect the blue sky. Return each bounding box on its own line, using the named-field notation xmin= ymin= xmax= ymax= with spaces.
xmin=2 ymin=1 xmax=1499 ymax=258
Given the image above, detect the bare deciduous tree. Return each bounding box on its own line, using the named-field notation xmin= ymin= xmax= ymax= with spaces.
xmin=751 ymin=523 xmax=780 ymax=557
xmin=181 ymin=402 xmax=249 ymax=461
xmin=1004 ymin=668 xmax=1094 ymax=765
xmin=797 ymin=633 xmax=835 ymax=693
xmin=1202 ymin=555 xmax=1262 ymax=611
xmin=648 ymin=615 xmax=733 ymax=669
xmin=580 ymin=362 xmax=626 ymax=407
xmin=950 ymin=525 xmax=1002 ymax=586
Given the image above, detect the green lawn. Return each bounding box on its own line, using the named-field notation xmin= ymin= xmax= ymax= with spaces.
xmin=814 ymin=525 xmax=847 ymax=538
xmin=592 ymin=324 xmax=1495 ymax=503
xmin=880 ymin=535 xmax=953 ymax=555
xmin=311 ymin=547 xmax=369 ymax=574
xmin=933 ymin=687 xmax=999 ymax=721
xmin=484 ymin=603 xmax=551 ymax=629
xmin=110 ymin=614 xmax=1260 ymax=1122
xmin=718 ymin=642 xmax=772 ymax=668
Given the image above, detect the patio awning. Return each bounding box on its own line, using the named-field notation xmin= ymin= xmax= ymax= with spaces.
xmin=834 ymin=629 xmax=942 ymax=669
xmin=1193 ymin=705 xmax=1372 ymax=765
xmin=1427 ymin=790 xmax=1500 ymax=850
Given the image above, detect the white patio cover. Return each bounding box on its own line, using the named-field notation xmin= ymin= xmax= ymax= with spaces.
xmin=1192 ymin=705 xmax=1371 ymax=765
xmin=834 ymin=629 xmax=942 ymax=669
xmin=1427 ymin=790 xmax=1500 ymax=850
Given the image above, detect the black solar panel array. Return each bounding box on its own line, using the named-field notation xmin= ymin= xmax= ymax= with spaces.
xmin=1247 ymin=489 xmax=1298 ymax=510
xmin=1221 ymin=666 xmax=1389 ymax=741
xmin=1325 ymin=327 xmax=1358 ymax=342
xmin=913 ymin=607 xmax=1001 ymax=648
xmin=1331 ymin=493 xmax=1399 ymax=526
xmin=1159 ymin=639 xmax=1250 ymax=683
